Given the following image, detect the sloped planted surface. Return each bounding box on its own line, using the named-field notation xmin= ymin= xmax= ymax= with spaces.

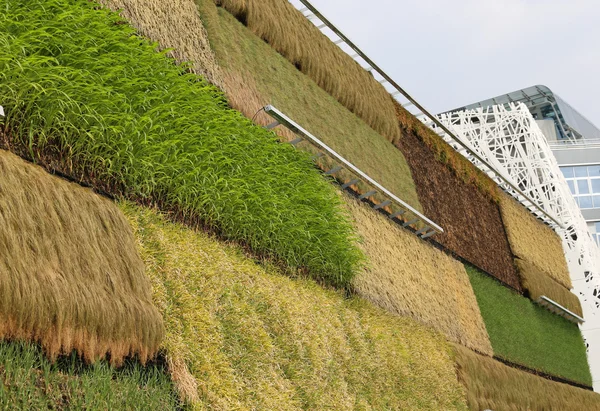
xmin=396 ymin=127 xmax=520 ymax=290
xmin=0 ymin=340 xmax=178 ymax=409
xmin=455 ymin=344 xmax=600 ymax=411
xmin=346 ymin=196 xmax=493 ymax=356
xmin=500 ymin=193 xmax=572 ymax=288
xmin=516 ymin=258 xmax=582 ymax=318
xmin=466 ymin=265 xmax=592 ymax=386
xmin=190 ymin=3 xmax=424 ymax=213
xmin=215 ymin=0 xmax=401 ymax=142
xmin=123 ymin=203 xmax=468 ymax=410
xmin=99 ymin=0 xmax=224 ymax=88
xmin=0 ymin=0 xmax=362 ymax=287
xmin=0 ymin=150 xmax=163 ymax=365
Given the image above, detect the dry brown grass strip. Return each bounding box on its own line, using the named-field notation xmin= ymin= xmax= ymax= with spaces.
xmin=346 ymin=196 xmax=493 ymax=356
xmin=214 ymin=0 xmax=401 ymax=141
xmin=516 ymin=258 xmax=583 ymax=317
xmin=0 ymin=150 xmax=164 ymax=365
xmin=455 ymin=344 xmax=600 ymax=410
xmin=99 ymin=0 xmax=224 ymax=88
xmin=499 ymin=193 xmax=572 ymax=288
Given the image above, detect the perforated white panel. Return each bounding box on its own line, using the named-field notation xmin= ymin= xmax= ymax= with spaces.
xmin=435 ymin=103 xmax=600 ymax=390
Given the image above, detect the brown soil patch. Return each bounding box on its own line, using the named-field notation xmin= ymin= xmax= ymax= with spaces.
xmin=396 ymin=130 xmax=520 ymax=290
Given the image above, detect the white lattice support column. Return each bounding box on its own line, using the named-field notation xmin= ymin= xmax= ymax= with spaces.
xmin=435 ymin=103 xmax=600 ymax=390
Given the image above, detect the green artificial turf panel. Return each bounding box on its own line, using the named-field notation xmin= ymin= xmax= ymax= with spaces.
xmin=0 ymin=0 xmax=363 ymax=287
xmin=0 ymin=340 xmax=178 ymax=410
xmin=466 ymin=265 xmax=592 ymax=386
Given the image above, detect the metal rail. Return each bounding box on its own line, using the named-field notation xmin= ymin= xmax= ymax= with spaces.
xmin=538 ymin=296 xmax=585 ymax=324
xmin=264 ymin=105 xmax=444 ymax=238
xmin=294 ymin=0 xmax=564 ymax=229
xmin=549 ymin=139 xmax=600 ymax=150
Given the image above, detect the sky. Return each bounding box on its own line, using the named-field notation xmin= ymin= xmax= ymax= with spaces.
xmin=308 ymin=0 xmax=600 ymax=127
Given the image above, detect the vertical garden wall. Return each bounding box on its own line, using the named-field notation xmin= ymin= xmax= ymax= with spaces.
xmin=0 ymin=0 xmax=598 ymax=409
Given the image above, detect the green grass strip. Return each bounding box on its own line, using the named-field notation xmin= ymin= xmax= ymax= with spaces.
xmin=0 ymin=0 xmax=363 ymax=287
xmin=0 ymin=340 xmax=178 ymax=409
xmin=465 ymin=265 xmax=592 ymax=386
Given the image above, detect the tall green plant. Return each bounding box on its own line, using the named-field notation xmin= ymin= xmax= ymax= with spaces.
xmin=0 ymin=0 xmax=363 ymax=286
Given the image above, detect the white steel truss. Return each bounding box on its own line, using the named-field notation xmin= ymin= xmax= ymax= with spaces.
xmin=435 ymin=103 xmax=600 ymax=389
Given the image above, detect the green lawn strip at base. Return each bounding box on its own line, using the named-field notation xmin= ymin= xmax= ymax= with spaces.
xmin=0 ymin=0 xmax=362 ymax=287
xmin=465 ymin=265 xmax=592 ymax=386
xmin=0 ymin=340 xmax=178 ymax=410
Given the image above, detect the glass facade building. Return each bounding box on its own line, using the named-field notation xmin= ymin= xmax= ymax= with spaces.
xmin=446 ymin=85 xmax=600 ymax=142
xmin=561 ymin=165 xmax=600 ymax=210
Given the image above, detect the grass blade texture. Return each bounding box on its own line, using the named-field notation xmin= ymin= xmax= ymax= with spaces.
xmin=346 ymin=197 xmax=493 ymax=356
xmin=0 ymin=0 xmax=362 ymax=287
xmin=215 ymin=0 xmax=401 ymax=142
xmin=516 ymin=258 xmax=583 ymax=317
xmin=499 ymin=193 xmax=572 ymax=288
xmin=0 ymin=150 xmax=163 ymax=365
xmin=122 ymin=203 xmax=467 ymax=410
xmin=0 ymin=340 xmax=179 ymax=410
xmin=466 ymin=265 xmax=592 ymax=386
xmin=455 ymin=344 xmax=600 ymax=411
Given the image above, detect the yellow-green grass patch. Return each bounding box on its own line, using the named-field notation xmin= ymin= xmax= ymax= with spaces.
xmin=193 ymin=2 xmax=423 ymax=212
xmin=500 ymin=192 xmax=571 ymax=288
xmin=346 ymin=196 xmax=493 ymax=356
xmin=122 ymin=202 xmax=468 ymax=409
xmin=213 ymin=0 xmax=400 ymax=142
xmin=516 ymin=258 xmax=583 ymax=318
xmin=0 ymin=150 xmax=163 ymax=365
xmin=455 ymin=344 xmax=600 ymax=411
xmin=1 ymin=0 xmax=363 ymax=287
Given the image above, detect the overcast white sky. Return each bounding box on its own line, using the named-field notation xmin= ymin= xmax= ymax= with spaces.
xmin=309 ymin=0 xmax=600 ymax=127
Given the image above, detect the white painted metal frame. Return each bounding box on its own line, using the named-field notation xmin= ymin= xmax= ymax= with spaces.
xmin=436 ymin=103 xmax=600 ymax=390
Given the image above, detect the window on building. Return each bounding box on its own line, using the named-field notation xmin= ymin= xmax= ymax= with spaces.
xmin=578 ymin=179 xmax=590 ymax=194
xmin=562 ymin=167 xmax=574 ymax=178
xmin=575 ymin=167 xmax=588 ymax=178
xmin=561 ymin=165 xmax=600 ymax=209
xmin=594 ymin=223 xmax=600 ymax=246
xmin=580 ymin=196 xmax=593 ymax=208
